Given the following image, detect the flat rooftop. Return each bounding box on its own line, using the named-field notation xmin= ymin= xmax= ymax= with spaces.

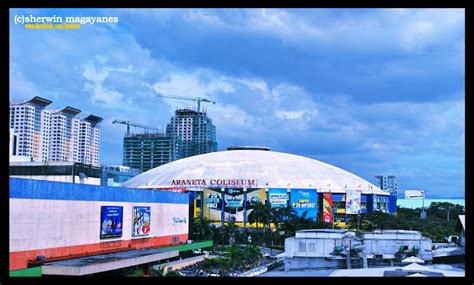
xmin=42 ymin=248 xmax=178 ymax=276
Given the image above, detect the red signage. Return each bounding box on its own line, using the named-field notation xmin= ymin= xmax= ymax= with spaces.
xmin=322 ymin=193 xmax=333 ymax=223
xmin=147 ymin=187 xmax=187 ymax=193
xmin=170 ymin=178 xmax=256 ymax=187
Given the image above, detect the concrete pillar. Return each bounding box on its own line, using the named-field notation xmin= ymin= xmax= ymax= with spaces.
xmin=362 ymin=245 xmax=368 ymax=268
xmin=221 ymin=188 xmax=225 ymax=226
xmin=243 ymin=187 xmax=247 ymax=227
xmin=200 ymin=191 xmax=204 ymax=219
xmin=346 ymin=246 xmax=351 ymax=269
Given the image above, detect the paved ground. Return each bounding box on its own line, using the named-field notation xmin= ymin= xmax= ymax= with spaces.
xmin=260 ymin=263 xmax=465 ymax=277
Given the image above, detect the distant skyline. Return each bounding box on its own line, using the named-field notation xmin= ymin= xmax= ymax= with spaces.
xmin=9 ymin=8 xmax=465 ymax=198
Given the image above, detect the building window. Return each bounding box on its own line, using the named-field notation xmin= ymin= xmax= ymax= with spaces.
xmin=298 ymin=241 xmax=306 ymax=253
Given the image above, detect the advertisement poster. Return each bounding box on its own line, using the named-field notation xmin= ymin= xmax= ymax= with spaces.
xmin=322 ymin=193 xmax=333 ymax=223
xmin=346 ymin=190 xmax=362 ymax=214
xmin=290 ymin=189 xmax=318 ymax=219
xmin=100 ymin=206 xmax=123 ymax=239
xmin=224 ymin=188 xmax=245 ymax=222
xmin=245 ymin=188 xmax=267 ymax=222
xmin=132 ymin=206 xmax=151 ymax=237
xmin=202 ymin=188 xmax=222 ymax=222
xmin=268 ymin=188 xmax=288 ymax=208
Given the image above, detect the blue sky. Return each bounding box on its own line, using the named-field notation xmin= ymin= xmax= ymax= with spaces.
xmin=10 ymin=8 xmax=465 ymax=198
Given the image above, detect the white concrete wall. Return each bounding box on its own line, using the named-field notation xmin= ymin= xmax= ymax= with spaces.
xmin=364 ymin=238 xmax=432 ymax=260
xmin=284 ymin=237 xmax=351 ymax=258
xmin=10 ymin=199 xmax=189 ymax=252
xmin=284 ymin=257 xmax=338 ymax=270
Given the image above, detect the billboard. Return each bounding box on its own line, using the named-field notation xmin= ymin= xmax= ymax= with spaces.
xmin=405 ymin=189 xmax=424 ymax=200
xmin=224 ymin=188 xmax=245 ymax=222
xmin=202 ymin=189 xmax=223 ymax=222
xmin=268 ymin=188 xmax=288 ymax=208
xmin=346 ymin=190 xmax=362 ymax=214
xmin=322 ymin=193 xmax=333 ymax=223
xmin=246 ymin=188 xmax=267 ymax=222
xmin=100 ymin=206 xmax=123 ymax=239
xmin=290 ymin=189 xmax=318 ymax=219
xmin=132 ymin=206 xmax=151 ymax=237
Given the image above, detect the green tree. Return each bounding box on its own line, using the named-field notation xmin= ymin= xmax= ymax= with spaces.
xmin=355 ymin=203 xmax=464 ymax=242
xmin=190 ymin=218 xmax=214 ymax=241
xmin=247 ymin=201 xmax=272 ymax=231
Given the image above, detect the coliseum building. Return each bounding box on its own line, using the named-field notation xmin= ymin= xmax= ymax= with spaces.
xmin=124 ymin=147 xmax=392 ymax=227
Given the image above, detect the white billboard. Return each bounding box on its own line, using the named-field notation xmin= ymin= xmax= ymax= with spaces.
xmin=405 ymin=190 xmax=424 ymax=200
xmin=345 ymin=189 xmax=362 ymax=214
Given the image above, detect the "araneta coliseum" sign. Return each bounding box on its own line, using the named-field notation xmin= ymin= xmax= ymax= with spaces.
xmin=170 ymin=178 xmax=257 ymax=187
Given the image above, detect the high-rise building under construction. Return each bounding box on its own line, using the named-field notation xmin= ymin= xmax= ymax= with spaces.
xmin=166 ymin=109 xmax=217 ymax=158
xmin=122 ymin=133 xmax=183 ymax=172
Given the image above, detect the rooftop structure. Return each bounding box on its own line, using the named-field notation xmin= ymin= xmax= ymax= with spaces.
xmin=364 ymin=230 xmax=433 ymax=261
xmin=124 ymin=149 xmax=385 ymax=193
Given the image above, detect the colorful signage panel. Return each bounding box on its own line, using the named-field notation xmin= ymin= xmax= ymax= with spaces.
xmin=346 ymin=190 xmax=362 ymax=214
xmin=246 ymin=188 xmax=267 ymax=222
xmin=202 ymin=189 xmax=223 ymax=222
xmin=290 ymin=189 xmax=318 ymax=219
xmin=100 ymin=206 xmax=123 ymax=239
xmin=132 ymin=206 xmax=151 ymax=237
xmin=268 ymin=188 xmax=288 ymax=208
xmin=322 ymin=193 xmax=333 ymax=223
xmin=224 ymin=188 xmax=245 ymax=222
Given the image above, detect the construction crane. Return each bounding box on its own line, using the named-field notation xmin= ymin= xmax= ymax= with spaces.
xmin=112 ymin=120 xmax=161 ymax=136
xmin=154 ymin=92 xmax=216 ymax=113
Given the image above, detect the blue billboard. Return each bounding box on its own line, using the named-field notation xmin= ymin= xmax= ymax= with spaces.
xmin=268 ymin=188 xmax=288 ymax=208
xmin=100 ymin=206 xmax=123 ymax=239
xmin=290 ymin=189 xmax=318 ymax=219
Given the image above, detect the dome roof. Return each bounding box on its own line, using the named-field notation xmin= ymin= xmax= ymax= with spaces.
xmin=123 ymin=150 xmax=387 ymax=195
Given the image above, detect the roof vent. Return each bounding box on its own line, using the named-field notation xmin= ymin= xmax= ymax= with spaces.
xmin=227 ymin=146 xmax=271 ymax=151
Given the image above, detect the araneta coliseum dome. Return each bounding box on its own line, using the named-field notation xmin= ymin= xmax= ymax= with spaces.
xmin=123 ymin=146 xmax=387 ymax=195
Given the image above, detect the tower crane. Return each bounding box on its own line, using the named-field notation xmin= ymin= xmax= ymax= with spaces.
xmin=154 ymin=92 xmax=216 ymax=113
xmin=112 ymin=120 xmax=161 ymax=136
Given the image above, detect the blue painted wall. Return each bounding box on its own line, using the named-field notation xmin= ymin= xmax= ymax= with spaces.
xmin=388 ymin=192 xmax=398 ymax=213
xmin=9 ymin=178 xmax=189 ymax=204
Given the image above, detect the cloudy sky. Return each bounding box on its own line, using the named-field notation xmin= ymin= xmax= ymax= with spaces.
xmin=10 ymin=8 xmax=465 ymax=198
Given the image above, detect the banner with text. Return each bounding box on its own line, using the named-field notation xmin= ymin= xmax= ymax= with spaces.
xmin=202 ymin=189 xmax=223 ymax=222
xmin=269 ymin=188 xmax=288 ymax=208
xmin=290 ymin=189 xmax=318 ymax=219
xmin=100 ymin=206 xmax=123 ymax=239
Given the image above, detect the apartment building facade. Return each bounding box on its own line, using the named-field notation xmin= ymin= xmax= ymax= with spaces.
xmin=9 ymin=97 xmax=102 ymax=166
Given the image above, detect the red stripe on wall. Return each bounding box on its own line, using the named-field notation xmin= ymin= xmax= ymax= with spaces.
xmin=10 ymin=234 xmax=188 ymax=271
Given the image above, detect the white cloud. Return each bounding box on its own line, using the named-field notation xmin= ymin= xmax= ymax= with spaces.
xmin=152 ymin=71 xmax=234 ymax=100
xmin=183 ymin=10 xmax=226 ymax=27
xmin=164 ymin=8 xmax=464 ymax=53
xmin=10 ymin=64 xmax=41 ymax=100
xmin=81 ymin=63 xmax=137 ymax=109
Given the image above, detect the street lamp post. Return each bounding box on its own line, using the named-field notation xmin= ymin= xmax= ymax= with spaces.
xmin=420 ymin=189 xmax=427 ymax=220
